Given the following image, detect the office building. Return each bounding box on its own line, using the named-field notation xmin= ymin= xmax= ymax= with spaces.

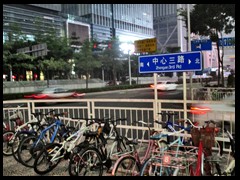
xmin=62 ymin=4 xmax=154 ymax=44
xmin=3 ymin=4 xmax=64 ymax=43
xmin=153 ymin=4 xmax=191 ymax=53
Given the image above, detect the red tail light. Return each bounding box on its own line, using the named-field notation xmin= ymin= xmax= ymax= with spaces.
xmin=190 ymin=106 xmax=211 ymax=115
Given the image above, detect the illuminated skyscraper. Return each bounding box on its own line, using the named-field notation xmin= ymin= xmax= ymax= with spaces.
xmin=62 ymin=4 xmax=154 ymax=43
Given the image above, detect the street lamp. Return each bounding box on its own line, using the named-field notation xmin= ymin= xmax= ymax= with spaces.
xmin=128 ymin=50 xmax=132 ymax=85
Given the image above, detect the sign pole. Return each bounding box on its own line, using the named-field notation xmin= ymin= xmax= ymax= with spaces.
xmin=128 ymin=50 xmax=132 ymax=85
xmin=187 ymin=4 xmax=192 ymax=105
xmin=153 ymin=73 xmax=158 ymax=121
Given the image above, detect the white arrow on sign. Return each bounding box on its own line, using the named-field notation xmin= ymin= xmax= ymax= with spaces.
xmin=188 ymin=59 xmax=191 ymax=64
xmin=147 ymin=62 xmax=150 ymax=67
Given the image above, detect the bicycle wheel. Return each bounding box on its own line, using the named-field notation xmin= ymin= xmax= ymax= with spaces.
xmin=112 ymin=155 xmax=141 ymax=176
xmin=75 ymin=147 xmax=103 ymax=176
xmin=33 ymin=143 xmax=63 ymax=175
xmin=68 ymin=141 xmax=90 ymax=176
xmin=12 ymin=131 xmax=34 ymax=162
xmin=17 ymin=135 xmax=44 ymax=168
xmin=173 ymin=166 xmax=191 ymax=176
xmin=3 ymin=131 xmax=15 ymax=156
xmin=140 ymin=157 xmax=174 ymax=176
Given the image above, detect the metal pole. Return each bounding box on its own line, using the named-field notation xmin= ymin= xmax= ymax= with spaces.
xmin=128 ymin=50 xmax=132 ymax=85
xmin=187 ymin=4 xmax=192 ymax=99
xmin=153 ymin=73 xmax=158 ymax=119
xmin=10 ymin=66 xmax=13 ymax=82
xmin=102 ymin=66 xmax=104 ymax=83
xmin=183 ymin=4 xmax=191 ymax=123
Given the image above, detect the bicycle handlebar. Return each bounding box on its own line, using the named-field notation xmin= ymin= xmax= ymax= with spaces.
xmin=183 ymin=118 xmax=202 ymax=129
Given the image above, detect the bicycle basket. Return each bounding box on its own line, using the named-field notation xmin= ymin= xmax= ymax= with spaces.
xmin=102 ymin=121 xmax=111 ymax=135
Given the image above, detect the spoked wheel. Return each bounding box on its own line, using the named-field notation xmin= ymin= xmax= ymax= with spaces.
xmin=12 ymin=131 xmax=33 ymax=162
xmin=112 ymin=156 xmax=140 ymax=176
xmin=68 ymin=141 xmax=90 ymax=176
xmin=68 ymin=151 xmax=82 ymax=176
xmin=75 ymin=147 xmax=103 ymax=176
xmin=33 ymin=143 xmax=63 ymax=175
xmin=17 ymin=135 xmax=44 ymax=168
xmin=3 ymin=131 xmax=15 ymax=156
xmin=140 ymin=157 xmax=174 ymax=176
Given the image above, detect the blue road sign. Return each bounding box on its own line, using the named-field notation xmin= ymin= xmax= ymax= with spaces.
xmin=191 ymin=39 xmax=212 ymax=51
xmin=219 ymin=37 xmax=235 ymax=46
xmin=139 ymin=51 xmax=202 ymax=73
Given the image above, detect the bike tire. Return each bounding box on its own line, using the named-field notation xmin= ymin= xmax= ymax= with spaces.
xmin=140 ymin=157 xmax=174 ymax=176
xmin=68 ymin=141 xmax=90 ymax=176
xmin=17 ymin=135 xmax=44 ymax=168
xmin=74 ymin=146 xmax=103 ymax=176
xmin=3 ymin=131 xmax=15 ymax=156
xmin=112 ymin=155 xmax=141 ymax=176
xmin=12 ymin=131 xmax=34 ymax=162
xmin=33 ymin=143 xmax=63 ymax=175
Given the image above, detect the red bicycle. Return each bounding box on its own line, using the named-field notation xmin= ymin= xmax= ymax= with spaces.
xmin=188 ymin=120 xmax=219 ymax=176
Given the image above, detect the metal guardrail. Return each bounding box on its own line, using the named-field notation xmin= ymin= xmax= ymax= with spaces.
xmin=191 ymin=87 xmax=235 ymax=101
xmin=3 ymin=97 xmax=235 ymax=153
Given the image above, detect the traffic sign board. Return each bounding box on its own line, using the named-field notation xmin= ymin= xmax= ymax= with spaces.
xmin=219 ymin=37 xmax=235 ymax=46
xmin=134 ymin=38 xmax=157 ymax=53
xmin=191 ymin=39 xmax=212 ymax=51
xmin=139 ymin=51 xmax=202 ymax=73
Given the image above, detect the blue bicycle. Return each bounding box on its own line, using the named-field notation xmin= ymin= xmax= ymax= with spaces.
xmin=17 ymin=112 xmax=73 ymax=168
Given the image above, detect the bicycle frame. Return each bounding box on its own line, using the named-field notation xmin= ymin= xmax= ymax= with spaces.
xmin=106 ymin=118 xmax=130 ymax=158
xmin=33 ymin=119 xmax=63 ymax=146
xmin=46 ymin=123 xmax=92 ymax=163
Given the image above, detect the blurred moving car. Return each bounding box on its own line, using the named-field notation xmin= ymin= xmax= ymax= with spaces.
xmin=24 ymin=87 xmax=85 ymax=99
xmin=150 ymin=81 xmax=178 ymax=91
xmin=190 ymin=94 xmax=235 ymax=132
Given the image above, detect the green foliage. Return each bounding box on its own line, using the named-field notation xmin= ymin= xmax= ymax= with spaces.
xmin=178 ymin=4 xmax=235 ymax=40
xmin=99 ymin=37 xmax=124 ymax=84
xmin=177 ymin=4 xmax=235 ymax=87
xmin=73 ymin=39 xmax=102 ymax=88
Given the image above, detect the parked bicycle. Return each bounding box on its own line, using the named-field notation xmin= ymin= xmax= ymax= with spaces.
xmin=68 ymin=117 xmax=132 ymax=176
xmin=33 ymin=117 xmax=96 ymax=175
xmin=17 ymin=112 xmax=71 ymax=168
xmin=206 ymin=127 xmax=235 ymax=176
xmin=111 ymin=120 xmax=159 ymax=176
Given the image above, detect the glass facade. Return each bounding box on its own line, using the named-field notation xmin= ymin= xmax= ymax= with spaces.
xmin=62 ymin=4 xmax=154 ymax=43
xmin=153 ymin=4 xmax=188 ymax=52
xmin=3 ymin=4 xmax=63 ymax=42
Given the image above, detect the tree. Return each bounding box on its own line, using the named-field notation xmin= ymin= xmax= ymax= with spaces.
xmin=33 ymin=18 xmax=74 ymax=80
xmin=3 ymin=23 xmax=36 ymax=81
xmin=178 ymin=4 xmax=235 ymax=86
xmin=73 ymin=39 xmax=102 ymax=89
xmin=99 ymin=37 xmax=124 ymax=85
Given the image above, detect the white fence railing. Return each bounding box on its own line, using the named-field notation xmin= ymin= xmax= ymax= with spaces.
xmin=3 ymin=97 xmax=235 ymax=152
